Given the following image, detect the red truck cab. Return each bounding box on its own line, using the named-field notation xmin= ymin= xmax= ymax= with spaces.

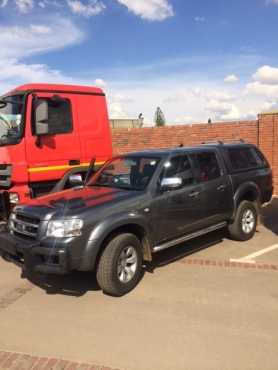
xmin=0 ymin=83 xmax=112 ymax=218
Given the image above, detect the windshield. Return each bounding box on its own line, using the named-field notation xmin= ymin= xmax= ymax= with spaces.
xmin=0 ymin=95 xmax=24 ymax=144
xmin=89 ymin=156 xmax=160 ymax=190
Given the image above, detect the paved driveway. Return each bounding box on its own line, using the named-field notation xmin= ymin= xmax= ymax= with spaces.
xmin=0 ymin=199 xmax=277 ymax=370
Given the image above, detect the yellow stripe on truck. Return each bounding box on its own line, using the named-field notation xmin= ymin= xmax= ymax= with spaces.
xmin=28 ymin=161 xmax=105 ymax=174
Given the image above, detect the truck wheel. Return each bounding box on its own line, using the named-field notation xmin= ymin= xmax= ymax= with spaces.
xmin=96 ymin=233 xmax=143 ymax=296
xmin=228 ymin=201 xmax=258 ymax=241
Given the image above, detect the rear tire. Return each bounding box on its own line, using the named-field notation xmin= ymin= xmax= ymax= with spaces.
xmin=96 ymin=233 xmax=143 ymax=296
xmin=228 ymin=200 xmax=258 ymax=241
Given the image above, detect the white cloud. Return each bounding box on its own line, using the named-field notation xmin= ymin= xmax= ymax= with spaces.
xmin=0 ymin=0 xmax=34 ymax=12
xmin=116 ymin=0 xmax=174 ymax=21
xmin=1 ymin=0 xmax=105 ymax=14
xmin=38 ymin=0 xmax=63 ymax=9
xmin=224 ymin=74 xmax=239 ymax=83
xmin=174 ymin=116 xmax=194 ymax=124
xmin=30 ymin=25 xmax=51 ymax=34
xmin=194 ymin=16 xmax=205 ymax=22
xmin=191 ymin=87 xmax=235 ymax=102
xmin=95 ymin=78 xmax=107 ymax=88
xmin=245 ymin=81 xmax=278 ymax=98
xmin=109 ymin=101 xmax=128 ymax=118
xmin=15 ymin=0 xmax=33 ymax=12
xmin=244 ymin=65 xmax=278 ymax=101
xmin=0 ymin=60 xmax=64 ymax=85
xmin=0 ymin=0 xmax=9 ymax=7
xmin=261 ymin=100 xmax=278 ymax=112
xmin=206 ymin=90 xmax=234 ymax=102
xmin=206 ymin=99 xmax=232 ymax=116
xmin=66 ymin=0 xmax=105 ymax=17
xmin=0 ymin=19 xmax=85 ymax=94
xmin=252 ymin=65 xmax=278 ymax=85
xmin=0 ymin=20 xmax=84 ymax=60
xmin=219 ymin=105 xmax=242 ymax=120
xmin=205 ymin=98 xmax=244 ymax=121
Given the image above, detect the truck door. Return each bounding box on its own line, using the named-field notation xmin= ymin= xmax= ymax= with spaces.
xmin=25 ymin=93 xmax=81 ymax=187
xmin=151 ymin=154 xmax=207 ymax=244
xmin=191 ymin=150 xmax=234 ymax=225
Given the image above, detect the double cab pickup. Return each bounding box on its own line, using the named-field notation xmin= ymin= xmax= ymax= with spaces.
xmin=0 ymin=142 xmax=273 ymax=296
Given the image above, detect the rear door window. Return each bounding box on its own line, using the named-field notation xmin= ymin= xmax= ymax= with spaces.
xmin=193 ymin=151 xmax=222 ymax=182
xmin=227 ymin=147 xmax=266 ymax=171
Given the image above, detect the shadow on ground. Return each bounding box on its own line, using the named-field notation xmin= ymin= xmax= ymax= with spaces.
xmin=26 ymin=229 xmax=226 ymax=297
xmin=261 ymin=198 xmax=278 ymax=235
xmin=25 ymin=198 xmax=278 ymax=297
xmin=26 ymin=270 xmax=101 ymax=297
xmin=147 ymin=229 xmax=226 ymax=272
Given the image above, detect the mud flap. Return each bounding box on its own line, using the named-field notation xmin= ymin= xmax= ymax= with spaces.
xmin=0 ymin=191 xmax=11 ymax=221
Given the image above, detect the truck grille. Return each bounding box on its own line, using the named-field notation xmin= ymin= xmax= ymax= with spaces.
xmin=0 ymin=164 xmax=12 ymax=188
xmin=9 ymin=212 xmax=40 ymax=240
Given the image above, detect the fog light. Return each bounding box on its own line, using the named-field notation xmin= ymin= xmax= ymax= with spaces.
xmin=9 ymin=193 xmax=19 ymax=204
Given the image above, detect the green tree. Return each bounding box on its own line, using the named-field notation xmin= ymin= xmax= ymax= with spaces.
xmin=154 ymin=107 xmax=166 ymax=127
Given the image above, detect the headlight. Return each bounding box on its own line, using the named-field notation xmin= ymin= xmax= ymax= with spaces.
xmin=46 ymin=219 xmax=84 ymax=238
xmin=9 ymin=193 xmax=19 ymax=204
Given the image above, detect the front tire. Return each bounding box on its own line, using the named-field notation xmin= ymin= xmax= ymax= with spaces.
xmin=96 ymin=233 xmax=143 ymax=296
xmin=228 ymin=200 xmax=258 ymax=241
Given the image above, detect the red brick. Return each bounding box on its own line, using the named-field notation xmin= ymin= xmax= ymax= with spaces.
xmin=44 ymin=358 xmax=59 ymax=369
xmin=0 ymin=353 xmax=12 ymax=366
xmin=31 ymin=357 xmax=49 ymax=370
xmin=52 ymin=360 xmax=70 ymax=370
xmin=65 ymin=362 xmax=79 ymax=370
xmin=1 ymin=352 xmax=19 ymax=368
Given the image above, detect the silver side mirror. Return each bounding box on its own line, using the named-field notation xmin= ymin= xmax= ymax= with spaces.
xmin=69 ymin=174 xmax=83 ymax=187
xmin=160 ymin=177 xmax=182 ymax=191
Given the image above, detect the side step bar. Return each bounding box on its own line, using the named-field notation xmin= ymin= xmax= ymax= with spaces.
xmin=153 ymin=222 xmax=227 ymax=253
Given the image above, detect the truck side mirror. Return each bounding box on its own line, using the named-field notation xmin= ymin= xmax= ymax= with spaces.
xmin=34 ymin=100 xmax=49 ymax=136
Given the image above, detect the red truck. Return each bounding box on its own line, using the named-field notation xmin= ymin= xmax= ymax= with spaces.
xmin=0 ymin=83 xmax=113 ymax=219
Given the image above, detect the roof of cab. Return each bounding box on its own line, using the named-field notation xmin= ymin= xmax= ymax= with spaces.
xmin=8 ymin=83 xmax=104 ymax=95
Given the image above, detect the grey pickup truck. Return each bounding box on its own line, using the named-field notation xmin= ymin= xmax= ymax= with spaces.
xmin=0 ymin=141 xmax=273 ymax=296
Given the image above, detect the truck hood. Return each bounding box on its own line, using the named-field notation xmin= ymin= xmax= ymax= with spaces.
xmin=15 ymin=186 xmax=143 ymax=220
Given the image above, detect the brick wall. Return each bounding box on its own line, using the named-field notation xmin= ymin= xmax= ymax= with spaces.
xmin=112 ymin=113 xmax=278 ymax=195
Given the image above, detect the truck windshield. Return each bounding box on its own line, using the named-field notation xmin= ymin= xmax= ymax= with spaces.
xmin=0 ymin=95 xmax=24 ymax=145
xmin=90 ymin=156 xmax=160 ymax=190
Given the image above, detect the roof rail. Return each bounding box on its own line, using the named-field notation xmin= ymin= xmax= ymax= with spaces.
xmin=201 ymin=140 xmax=223 ymax=145
xmin=202 ymin=139 xmax=245 ymax=145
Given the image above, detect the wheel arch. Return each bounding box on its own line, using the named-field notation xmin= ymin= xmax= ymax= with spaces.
xmin=81 ymin=216 xmax=153 ymax=271
xmin=233 ymin=182 xmax=261 ymax=218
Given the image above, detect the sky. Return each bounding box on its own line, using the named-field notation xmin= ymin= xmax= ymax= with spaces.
xmin=0 ymin=0 xmax=278 ymax=125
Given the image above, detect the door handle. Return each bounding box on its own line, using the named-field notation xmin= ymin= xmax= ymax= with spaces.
xmin=69 ymin=160 xmax=80 ymax=166
xmin=217 ymin=184 xmax=227 ymax=191
xmin=189 ymin=191 xmax=200 ymax=198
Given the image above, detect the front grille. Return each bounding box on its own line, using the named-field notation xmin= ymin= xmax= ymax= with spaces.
xmin=9 ymin=212 xmax=40 ymax=239
xmin=0 ymin=164 xmax=12 ymax=188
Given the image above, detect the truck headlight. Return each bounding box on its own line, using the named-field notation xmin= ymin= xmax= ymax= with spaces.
xmin=9 ymin=193 xmax=19 ymax=204
xmin=46 ymin=219 xmax=84 ymax=238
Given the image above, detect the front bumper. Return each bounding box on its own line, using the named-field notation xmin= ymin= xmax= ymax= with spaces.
xmin=0 ymin=232 xmax=71 ymax=274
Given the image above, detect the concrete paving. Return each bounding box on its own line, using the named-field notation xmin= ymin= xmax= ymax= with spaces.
xmin=0 ymin=199 xmax=277 ymax=370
